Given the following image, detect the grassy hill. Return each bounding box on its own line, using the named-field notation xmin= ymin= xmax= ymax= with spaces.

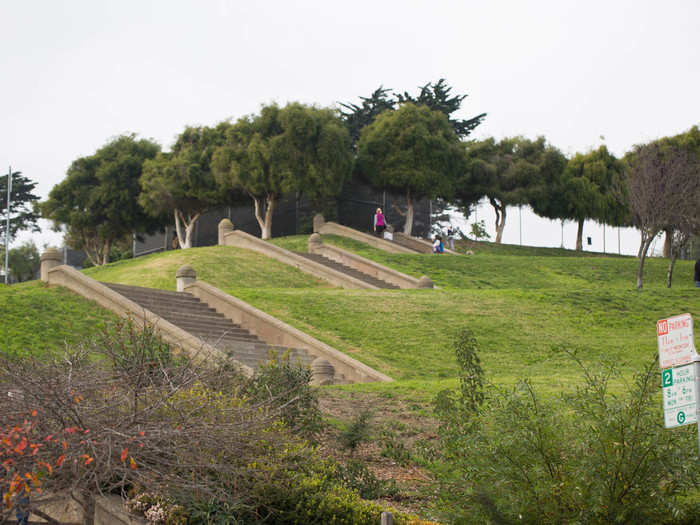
xmin=72 ymin=239 xmax=699 ymax=400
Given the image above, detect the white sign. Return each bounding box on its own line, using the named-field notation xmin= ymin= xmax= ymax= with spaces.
xmin=662 ymin=363 xmax=697 ymax=428
xmin=657 ymin=313 xmax=696 ymax=369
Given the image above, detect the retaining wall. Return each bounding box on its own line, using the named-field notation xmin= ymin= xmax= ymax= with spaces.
xmin=315 ymin=221 xmax=418 ymax=254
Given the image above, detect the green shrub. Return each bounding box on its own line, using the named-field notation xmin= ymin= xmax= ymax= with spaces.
xmin=243 ymin=352 xmax=322 ymax=437
xmin=337 ymin=459 xmax=399 ymax=500
xmin=379 ymin=431 xmax=411 ymax=466
xmin=339 ymin=410 xmax=373 ymax=455
xmin=435 ymin=351 xmax=700 ymax=524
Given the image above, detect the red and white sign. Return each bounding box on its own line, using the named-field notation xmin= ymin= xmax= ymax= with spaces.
xmin=657 ymin=313 xmax=696 ymax=369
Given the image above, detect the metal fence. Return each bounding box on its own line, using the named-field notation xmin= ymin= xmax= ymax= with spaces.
xmin=134 ymin=182 xmax=432 ymax=257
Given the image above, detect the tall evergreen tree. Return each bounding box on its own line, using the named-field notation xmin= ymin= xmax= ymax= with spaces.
xmin=0 ymin=170 xmax=41 ymax=243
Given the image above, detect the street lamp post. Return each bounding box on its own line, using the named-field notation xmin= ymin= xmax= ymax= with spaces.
xmin=4 ymin=166 xmax=12 ymax=284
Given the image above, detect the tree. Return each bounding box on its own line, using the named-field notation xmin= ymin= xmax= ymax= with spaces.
xmin=8 ymin=241 xmax=40 ymax=282
xmin=559 ymin=146 xmax=626 ymax=251
xmin=461 ymin=136 xmax=567 ymax=243
xmin=625 ymin=127 xmax=700 ymax=289
xmin=339 ymin=86 xmax=396 ymax=151
xmin=0 ymin=170 xmax=41 ymax=245
xmin=212 ymin=103 xmax=353 ymax=239
xmin=42 ymin=135 xmax=161 ymax=265
xmin=140 ymin=124 xmax=238 ymax=248
xmin=357 ymin=103 xmax=463 ymax=235
xmin=396 ymin=78 xmax=486 ymax=139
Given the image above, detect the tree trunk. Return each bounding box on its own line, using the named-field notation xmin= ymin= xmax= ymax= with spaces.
xmin=489 ymin=198 xmax=506 ymax=244
xmin=101 ymin=238 xmax=111 ymax=266
xmin=253 ymin=194 xmax=276 ymax=240
xmin=174 ymin=209 xmax=199 ymax=249
xmin=666 ymin=252 xmax=678 ymax=288
xmin=637 ymin=232 xmax=656 ymax=289
xmin=403 ymin=189 xmax=414 ymax=235
xmin=575 ymin=219 xmax=584 ymax=251
xmin=637 ymin=230 xmax=646 ymax=258
xmin=662 ymin=227 xmax=672 ymax=258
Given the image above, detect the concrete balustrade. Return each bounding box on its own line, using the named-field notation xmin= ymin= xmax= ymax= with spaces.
xmin=393 ymin=231 xmax=459 ymax=254
xmin=312 ymin=214 xmax=416 ymax=254
xmin=43 ymin=262 xmax=248 ymax=375
xmin=218 ymin=225 xmax=378 ymax=289
xmin=308 ymin=233 xmax=433 ymax=289
xmin=184 ymin=279 xmax=393 ymax=384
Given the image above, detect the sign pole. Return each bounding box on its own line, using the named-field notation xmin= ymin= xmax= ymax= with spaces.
xmin=696 ymin=360 xmax=700 ymax=455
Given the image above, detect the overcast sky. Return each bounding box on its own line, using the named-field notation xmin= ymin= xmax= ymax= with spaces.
xmin=2 ymin=0 xmax=698 ymax=254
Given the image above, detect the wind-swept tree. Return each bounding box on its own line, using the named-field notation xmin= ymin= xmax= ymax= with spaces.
xmin=140 ymin=124 xmax=239 ymax=248
xmin=558 ymin=146 xmax=626 ymax=251
xmin=42 ymin=135 xmax=161 ymax=265
xmin=396 ymin=78 xmax=486 ymax=139
xmin=339 ymin=86 xmax=396 ymax=151
xmin=357 ymin=103 xmax=463 ymax=235
xmin=0 ymin=170 xmax=41 ymax=244
xmin=461 ymin=136 xmax=567 ymax=244
xmin=212 ymin=103 xmax=353 ymax=239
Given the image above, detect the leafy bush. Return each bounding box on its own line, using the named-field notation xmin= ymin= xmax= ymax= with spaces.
xmin=243 ymin=351 xmax=322 ymax=437
xmin=379 ymin=430 xmax=411 ymax=466
xmin=337 ymin=459 xmax=399 ymax=500
xmin=435 ymin=340 xmax=700 ymax=524
xmin=339 ymin=410 xmax=373 ymax=455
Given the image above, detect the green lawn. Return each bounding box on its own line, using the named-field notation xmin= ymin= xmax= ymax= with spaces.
xmin=0 ymin=281 xmax=119 ymax=357
xmin=79 ymin=239 xmax=699 ymax=399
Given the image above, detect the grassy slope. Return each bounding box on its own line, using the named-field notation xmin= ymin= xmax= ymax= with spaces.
xmin=0 ymin=281 xmax=119 ymax=356
xmin=80 ymin=238 xmax=699 ymax=400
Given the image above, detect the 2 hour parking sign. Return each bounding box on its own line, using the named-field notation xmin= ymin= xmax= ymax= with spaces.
xmin=662 ymin=364 xmax=697 ymax=428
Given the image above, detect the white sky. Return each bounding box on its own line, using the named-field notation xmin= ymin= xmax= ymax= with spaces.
xmin=2 ymin=0 xmax=698 ymax=255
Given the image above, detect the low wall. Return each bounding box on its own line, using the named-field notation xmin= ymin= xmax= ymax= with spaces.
xmin=220 ymin=229 xmax=378 ymax=289
xmin=185 ymin=280 xmax=393 ymax=384
xmin=309 ymin=237 xmax=431 ymax=289
xmin=31 ymin=493 xmax=144 ymax=525
xmin=45 ymin=266 xmax=253 ymax=376
xmin=317 ymin=221 xmax=418 ymax=254
xmin=393 ymin=232 xmax=458 ymax=254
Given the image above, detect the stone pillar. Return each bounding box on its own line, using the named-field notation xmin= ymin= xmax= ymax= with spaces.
xmin=417 ymin=276 xmax=434 ymax=289
xmin=308 ymin=233 xmax=322 ymax=253
xmin=40 ymin=248 xmax=63 ymax=282
xmin=312 ymin=213 xmax=325 ymax=233
xmin=176 ymin=264 xmax=196 ymax=292
xmin=311 ymin=357 xmax=335 ymax=385
xmin=218 ymin=219 xmax=234 ymax=246
xmin=381 ymin=512 xmax=393 ymax=525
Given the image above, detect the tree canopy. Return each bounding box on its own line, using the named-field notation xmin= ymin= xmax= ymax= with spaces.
xmin=140 ymin=124 xmax=238 ymax=248
xmin=42 ymin=135 xmax=161 ymax=265
xmin=357 ymin=103 xmax=463 ymax=235
xmin=212 ymin=103 xmax=353 ymax=239
xmin=460 ymin=136 xmax=567 ymax=243
xmin=0 ymin=170 xmax=41 ymax=244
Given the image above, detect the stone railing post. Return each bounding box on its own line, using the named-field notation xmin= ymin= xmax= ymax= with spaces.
xmin=308 ymin=232 xmax=323 ymax=253
xmin=218 ymin=219 xmax=234 ymax=246
xmin=313 ymin=213 xmax=325 ymax=233
xmin=311 ymin=357 xmax=335 ymax=385
xmin=176 ymin=264 xmax=196 ymax=292
xmin=417 ymin=276 xmax=434 ymax=289
xmin=40 ymin=248 xmax=63 ymax=282
xmin=381 ymin=511 xmax=393 ymax=525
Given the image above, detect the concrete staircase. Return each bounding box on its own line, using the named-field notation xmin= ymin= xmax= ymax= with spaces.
xmin=293 ymin=252 xmax=400 ymax=289
xmin=102 ymin=282 xmax=314 ymax=370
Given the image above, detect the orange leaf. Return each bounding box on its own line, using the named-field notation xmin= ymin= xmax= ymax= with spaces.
xmin=55 ymin=455 xmax=65 ymax=467
xmin=120 ymin=448 xmax=128 ymax=463
xmin=129 ymin=457 xmax=137 ymax=470
xmin=31 ymin=410 xmax=37 ymax=417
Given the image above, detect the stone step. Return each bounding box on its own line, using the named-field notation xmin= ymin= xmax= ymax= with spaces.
xmin=294 ymin=252 xmax=400 ymax=289
xmin=100 ymin=281 xmax=315 ymax=373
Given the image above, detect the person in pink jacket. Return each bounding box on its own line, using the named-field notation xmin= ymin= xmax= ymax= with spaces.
xmin=373 ymin=208 xmax=386 ymax=236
